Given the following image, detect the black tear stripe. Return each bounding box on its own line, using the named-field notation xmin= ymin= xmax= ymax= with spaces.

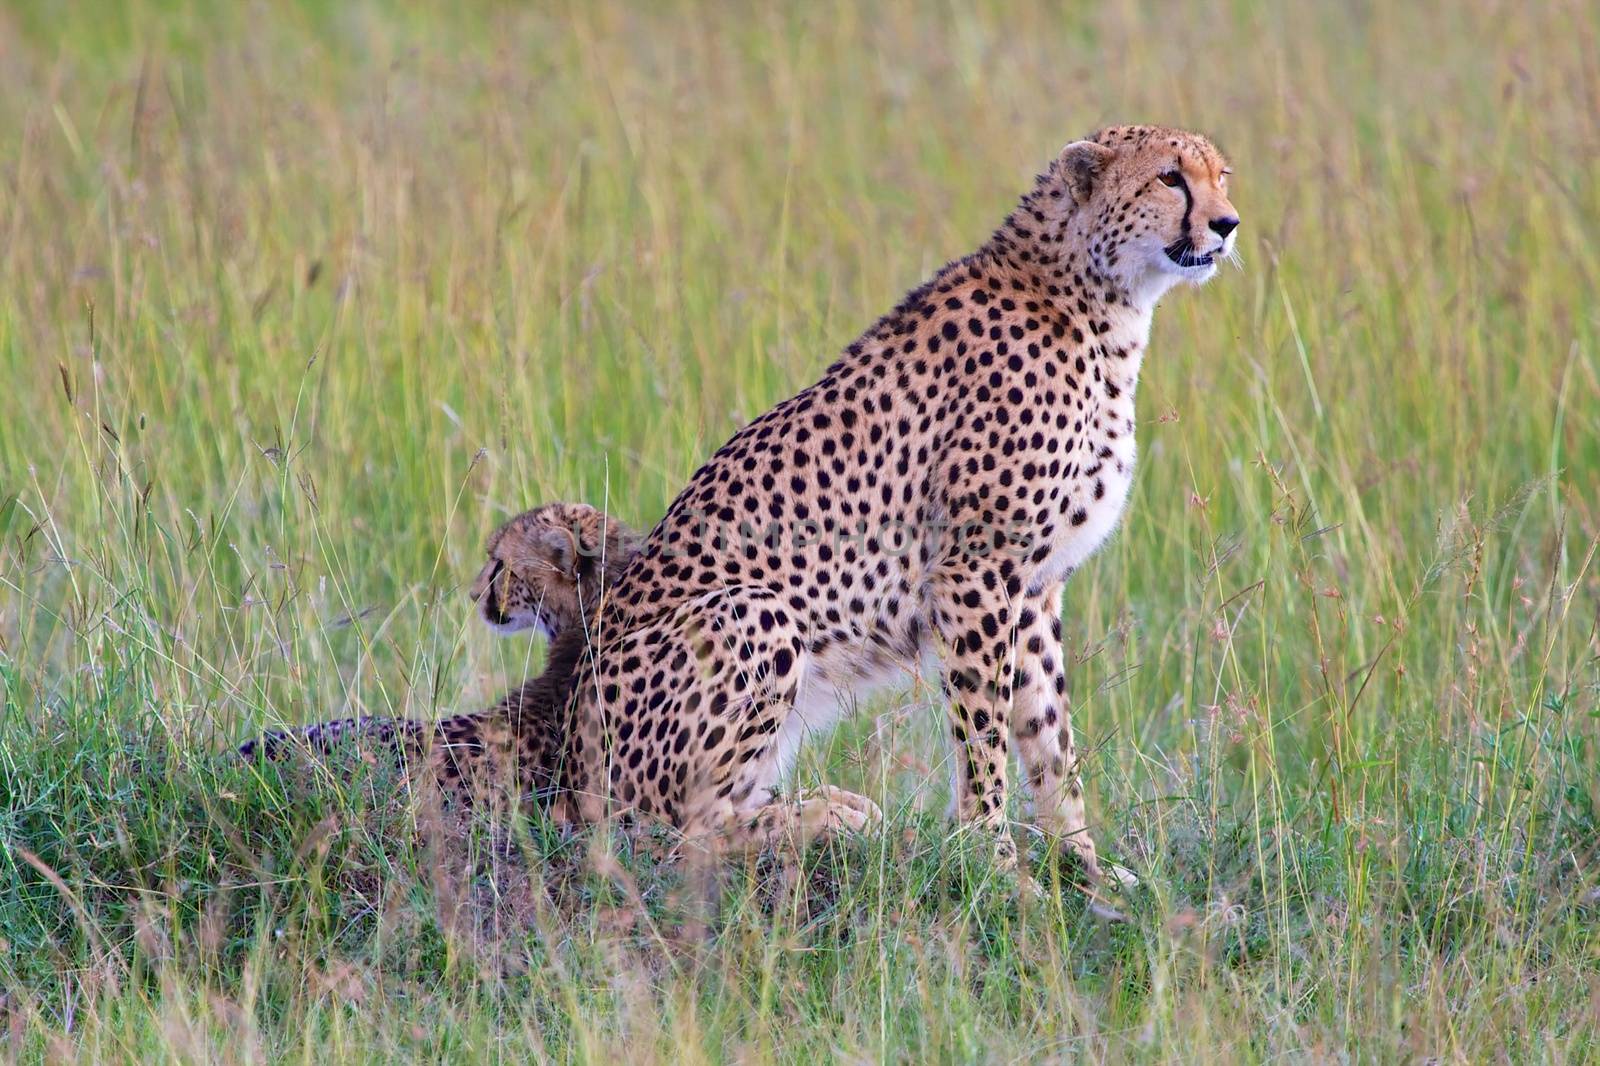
xmin=1173 ymin=158 xmax=1194 ymax=238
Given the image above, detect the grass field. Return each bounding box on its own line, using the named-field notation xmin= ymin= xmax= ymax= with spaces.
xmin=2 ymin=1 xmax=1599 ymax=1061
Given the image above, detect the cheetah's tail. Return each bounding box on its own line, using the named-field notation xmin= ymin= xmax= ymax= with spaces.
xmin=237 ymin=716 xmax=429 ymax=761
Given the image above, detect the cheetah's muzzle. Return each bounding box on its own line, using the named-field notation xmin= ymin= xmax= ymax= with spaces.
xmin=480 ymin=561 xmax=512 ymax=626
xmin=1163 ymin=238 xmax=1215 ymax=268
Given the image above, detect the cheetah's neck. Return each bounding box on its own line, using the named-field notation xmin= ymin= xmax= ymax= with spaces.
xmin=962 ymin=241 xmax=1154 ymax=401
xmin=985 ymin=168 xmax=1175 ymax=321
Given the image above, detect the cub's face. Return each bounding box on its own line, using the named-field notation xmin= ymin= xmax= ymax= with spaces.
xmin=468 ymin=502 xmax=640 ymax=638
xmin=1058 ymin=125 xmax=1239 ymax=302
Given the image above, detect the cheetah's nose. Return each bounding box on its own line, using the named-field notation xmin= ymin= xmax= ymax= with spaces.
xmin=1209 ymin=216 xmax=1239 ymax=239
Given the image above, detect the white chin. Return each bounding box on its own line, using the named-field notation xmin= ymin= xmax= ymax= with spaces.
xmin=1129 ymin=250 xmax=1222 ymax=307
xmin=481 ymin=612 xmax=537 ymax=637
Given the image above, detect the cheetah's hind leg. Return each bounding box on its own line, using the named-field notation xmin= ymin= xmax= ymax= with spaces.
xmin=706 ymin=786 xmax=882 ymax=856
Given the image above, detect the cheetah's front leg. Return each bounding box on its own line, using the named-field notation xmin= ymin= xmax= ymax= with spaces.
xmin=930 ymin=575 xmax=1020 ymax=869
xmin=1010 ymin=584 xmax=1135 ymax=887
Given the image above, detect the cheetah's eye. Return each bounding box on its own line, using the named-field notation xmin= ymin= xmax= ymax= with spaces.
xmin=1158 ymin=172 xmax=1183 ymax=188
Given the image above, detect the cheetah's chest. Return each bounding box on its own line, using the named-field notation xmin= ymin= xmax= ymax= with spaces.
xmin=1033 ymin=397 xmax=1139 ymax=589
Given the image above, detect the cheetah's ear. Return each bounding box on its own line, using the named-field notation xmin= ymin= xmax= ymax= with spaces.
xmin=544 ymin=526 xmax=581 ymax=580
xmin=510 ymin=526 xmax=578 ymax=581
xmin=1057 ymin=140 xmax=1116 ymax=205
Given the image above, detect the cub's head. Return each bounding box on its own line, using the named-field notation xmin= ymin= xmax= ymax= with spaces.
xmin=1049 ymin=125 xmax=1238 ymax=303
xmin=468 ymin=502 xmax=641 ymax=638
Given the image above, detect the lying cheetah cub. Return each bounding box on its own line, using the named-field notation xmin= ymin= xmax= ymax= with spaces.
xmin=239 ymin=502 xmax=638 ymax=817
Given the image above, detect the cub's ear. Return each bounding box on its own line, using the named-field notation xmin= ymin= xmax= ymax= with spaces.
xmin=510 ymin=526 xmax=578 ymax=581
xmin=1057 ymin=140 xmax=1116 ymax=204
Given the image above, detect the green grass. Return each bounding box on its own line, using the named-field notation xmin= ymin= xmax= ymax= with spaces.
xmin=2 ymin=0 xmax=1598 ymax=1060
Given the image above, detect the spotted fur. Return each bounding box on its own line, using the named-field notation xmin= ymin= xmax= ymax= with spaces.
xmin=552 ymin=126 xmax=1239 ymax=877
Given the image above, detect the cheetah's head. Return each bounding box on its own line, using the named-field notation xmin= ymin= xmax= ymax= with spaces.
xmin=468 ymin=502 xmax=641 ymax=638
xmin=1051 ymin=125 xmax=1239 ymax=306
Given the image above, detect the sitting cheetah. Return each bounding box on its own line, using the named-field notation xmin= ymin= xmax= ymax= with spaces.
xmin=240 ymin=502 xmax=639 ymax=819
xmin=556 ymin=126 xmax=1239 ymax=883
